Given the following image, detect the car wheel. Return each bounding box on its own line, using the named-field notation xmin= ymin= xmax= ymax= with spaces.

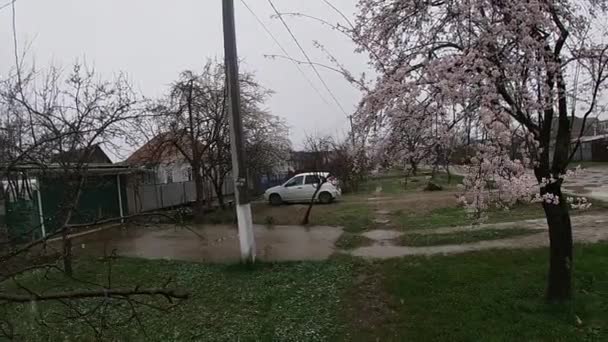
xmin=269 ymin=194 xmax=283 ymax=206
xmin=319 ymin=192 xmax=332 ymax=204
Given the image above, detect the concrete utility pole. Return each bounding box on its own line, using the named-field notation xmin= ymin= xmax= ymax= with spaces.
xmin=222 ymin=0 xmax=256 ymax=263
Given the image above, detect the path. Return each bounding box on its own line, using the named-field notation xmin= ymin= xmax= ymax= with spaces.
xmin=348 ymin=213 xmax=608 ymax=259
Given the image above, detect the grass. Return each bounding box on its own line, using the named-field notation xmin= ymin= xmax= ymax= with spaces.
xmin=196 ymin=202 xmax=374 ymax=232
xmin=392 ymin=204 xmax=546 ymax=230
xmin=334 ymin=232 xmax=374 ymax=250
xmin=5 ymin=258 xmax=355 ymax=341
xmin=369 ymin=243 xmax=608 ymax=341
xmin=357 ymin=172 xmax=463 ymax=195
xmin=311 ymin=203 xmax=374 ymax=232
xmin=4 ymin=243 xmax=608 ymax=340
xmin=398 ymin=227 xmax=545 ymax=246
xmin=571 ymin=161 xmax=608 ymax=169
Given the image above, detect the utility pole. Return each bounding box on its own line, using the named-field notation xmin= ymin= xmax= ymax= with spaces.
xmin=222 ymin=0 xmax=256 ymax=263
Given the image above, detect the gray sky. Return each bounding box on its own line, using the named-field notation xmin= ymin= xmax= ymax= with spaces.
xmin=0 ymin=0 xmax=369 ymax=156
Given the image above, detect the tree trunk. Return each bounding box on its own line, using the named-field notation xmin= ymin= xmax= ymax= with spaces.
xmin=192 ymin=172 xmax=206 ymax=223
xmin=59 ymin=175 xmax=86 ymax=277
xmin=410 ymin=159 xmax=418 ymax=176
xmin=302 ymin=184 xmax=323 ymax=225
xmin=0 ymin=187 xmax=7 ymax=248
xmin=214 ymin=181 xmax=225 ymax=210
xmin=542 ymin=184 xmax=573 ymax=302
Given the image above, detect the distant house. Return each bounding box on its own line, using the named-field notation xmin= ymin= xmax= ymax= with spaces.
xmin=51 ymin=144 xmax=113 ymax=164
xmin=288 ymin=150 xmax=336 ymax=172
xmin=124 ymin=132 xmax=235 ymax=213
xmin=571 ymin=134 xmax=608 ymax=162
xmin=125 ymin=133 xmax=194 ymax=184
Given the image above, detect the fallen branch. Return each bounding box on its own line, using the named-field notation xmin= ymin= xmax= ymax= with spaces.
xmin=0 ymin=287 xmax=189 ymax=303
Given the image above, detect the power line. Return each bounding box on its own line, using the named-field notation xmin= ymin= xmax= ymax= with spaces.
xmin=266 ymin=0 xmax=349 ymax=116
xmin=321 ymin=0 xmax=355 ymax=29
xmin=0 ymin=0 xmax=15 ymax=12
xmin=239 ymin=0 xmax=332 ymax=108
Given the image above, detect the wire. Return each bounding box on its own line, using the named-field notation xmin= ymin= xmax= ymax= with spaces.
xmin=321 ymin=0 xmax=355 ymax=29
xmin=0 ymin=0 xmax=15 ymax=12
xmin=266 ymin=0 xmax=349 ymax=116
xmin=239 ymin=0 xmax=333 ymax=108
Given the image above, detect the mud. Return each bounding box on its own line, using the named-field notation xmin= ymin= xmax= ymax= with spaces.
xmin=564 ymin=167 xmax=608 ymax=201
xmin=349 ymin=213 xmax=608 ymax=259
xmin=64 ymin=224 xmax=343 ymax=263
xmin=362 ymin=229 xmax=404 ymax=241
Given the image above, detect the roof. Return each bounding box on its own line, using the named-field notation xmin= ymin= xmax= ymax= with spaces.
xmin=292 ymin=172 xmax=330 ymax=177
xmin=51 ymin=144 xmax=112 ymax=164
xmin=126 ymin=132 xmax=181 ymax=165
xmin=0 ymin=163 xmax=140 ymax=175
xmin=125 ymin=131 xmax=204 ymax=166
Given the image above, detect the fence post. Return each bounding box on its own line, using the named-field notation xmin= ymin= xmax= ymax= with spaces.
xmin=0 ymin=187 xmax=6 ymax=243
xmin=159 ymin=185 xmax=164 ymax=209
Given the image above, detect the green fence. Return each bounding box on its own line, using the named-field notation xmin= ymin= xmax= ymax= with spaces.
xmin=4 ymin=174 xmax=128 ymax=243
xmin=40 ymin=175 xmax=127 ymax=235
xmin=5 ymin=194 xmax=42 ymax=243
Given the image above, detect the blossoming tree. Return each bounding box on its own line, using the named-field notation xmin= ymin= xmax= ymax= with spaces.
xmin=352 ymin=0 xmax=608 ymax=301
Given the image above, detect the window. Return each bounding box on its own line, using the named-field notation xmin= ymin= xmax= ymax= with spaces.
xmin=284 ymin=176 xmax=304 ymax=187
xmin=305 ymin=175 xmax=321 ymax=185
xmin=184 ymin=167 xmax=193 ymax=181
xmin=166 ymin=169 xmax=173 ymax=183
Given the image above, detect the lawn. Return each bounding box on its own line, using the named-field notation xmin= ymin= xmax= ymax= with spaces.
xmin=357 ymin=172 xmax=463 ymax=194
xmin=4 ymin=259 xmax=354 ymax=341
xmin=391 ymin=204 xmax=547 ymax=230
xmin=572 ymin=161 xmax=608 ymax=169
xmin=4 ymin=243 xmax=608 ymax=341
xmin=373 ymin=243 xmax=608 ymax=341
xmin=398 ymin=227 xmax=545 ymax=246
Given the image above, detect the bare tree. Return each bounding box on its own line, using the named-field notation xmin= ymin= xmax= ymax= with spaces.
xmin=0 ymin=63 xmax=188 ymax=338
xmin=300 ymin=135 xmax=340 ymax=225
xmin=154 ymin=60 xmax=287 ymax=211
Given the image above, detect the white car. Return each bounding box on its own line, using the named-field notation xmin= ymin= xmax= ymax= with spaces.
xmin=264 ymin=172 xmax=341 ymax=205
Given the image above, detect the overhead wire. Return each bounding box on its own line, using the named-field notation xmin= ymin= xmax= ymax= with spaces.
xmin=239 ymin=0 xmax=333 ymax=108
xmin=266 ymin=0 xmax=349 ymax=116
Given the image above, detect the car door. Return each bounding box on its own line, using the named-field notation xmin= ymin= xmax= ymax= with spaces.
xmin=302 ymin=175 xmax=322 ymax=202
xmin=283 ymin=175 xmax=304 ymax=201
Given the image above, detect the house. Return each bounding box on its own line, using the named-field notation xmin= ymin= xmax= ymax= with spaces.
xmin=288 ymin=150 xmax=337 ymax=172
xmin=51 ymin=143 xmax=113 ymax=164
xmin=1 ymin=145 xmax=134 ymax=242
xmin=571 ymin=134 xmax=608 ymax=162
xmin=124 ymin=132 xmax=235 ymax=213
xmin=125 ymin=132 xmax=194 ymax=184
xmin=589 ymin=119 xmax=608 ymax=136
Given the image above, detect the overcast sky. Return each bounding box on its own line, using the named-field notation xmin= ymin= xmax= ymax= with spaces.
xmin=0 ymin=0 xmax=369 ymax=158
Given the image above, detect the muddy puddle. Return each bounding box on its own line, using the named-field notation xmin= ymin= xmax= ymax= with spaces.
xmin=62 ymin=224 xmax=343 ymax=263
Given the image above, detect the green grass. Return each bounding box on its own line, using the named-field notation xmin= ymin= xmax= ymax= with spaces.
xmin=312 ymin=203 xmax=373 ymax=232
xmin=393 ymin=204 xmax=546 ymax=230
xmin=5 ymin=258 xmax=355 ymax=341
xmin=357 ymin=172 xmax=463 ymax=195
xmin=398 ymin=228 xmax=545 ymax=246
xmin=4 ymin=243 xmax=608 ymax=340
xmin=368 ymin=243 xmax=608 ymax=341
xmin=571 ymin=161 xmax=608 ymax=169
xmin=334 ymin=232 xmax=374 ymax=250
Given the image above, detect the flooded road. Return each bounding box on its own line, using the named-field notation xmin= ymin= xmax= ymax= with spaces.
xmin=65 ymin=224 xmax=343 ymax=263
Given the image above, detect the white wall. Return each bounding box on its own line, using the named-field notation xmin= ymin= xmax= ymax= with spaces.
xmin=154 ymin=162 xmax=192 ymax=184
